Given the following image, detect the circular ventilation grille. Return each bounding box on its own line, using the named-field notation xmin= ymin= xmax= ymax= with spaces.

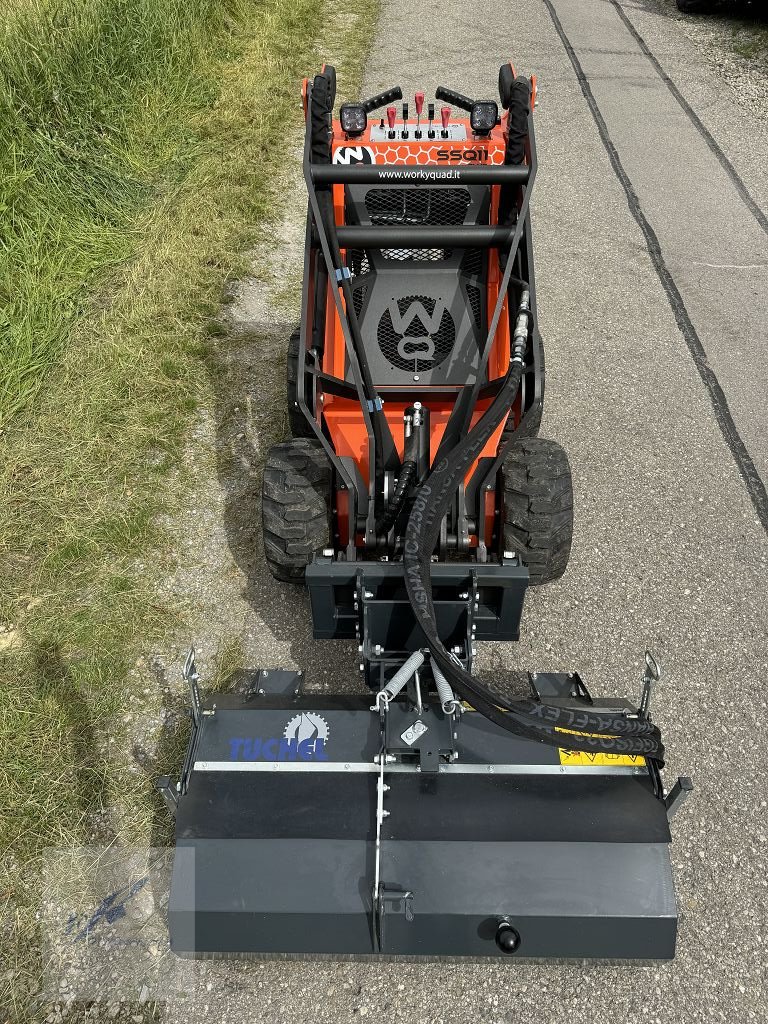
xmin=377 ymin=294 xmax=455 ymax=373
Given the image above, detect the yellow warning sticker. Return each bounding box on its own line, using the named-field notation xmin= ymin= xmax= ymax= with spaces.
xmin=556 ymin=727 xmax=646 ymax=768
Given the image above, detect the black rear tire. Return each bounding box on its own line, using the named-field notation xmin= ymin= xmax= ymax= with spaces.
xmin=287 ymin=327 xmax=315 ymax=438
xmin=262 ymin=438 xmax=331 ymax=582
xmin=501 ymin=437 xmax=573 ymax=585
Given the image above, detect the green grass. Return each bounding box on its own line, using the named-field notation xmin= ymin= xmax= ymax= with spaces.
xmin=731 ymin=23 xmax=768 ymax=62
xmin=0 ymin=0 xmax=378 ymax=1017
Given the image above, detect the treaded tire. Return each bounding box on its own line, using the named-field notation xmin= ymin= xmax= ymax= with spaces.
xmin=501 ymin=437 xmax=573 ymax=586
xmin=287 ymin=327 xmax=315 ymax=438
xmin=262 ymin=438 xmax=331 ymax=582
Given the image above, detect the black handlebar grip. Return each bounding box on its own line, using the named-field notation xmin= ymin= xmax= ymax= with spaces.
xmin=435 ymin=86 xmax=473 ymax=112
xmin=362 ymin=86 xmax=403 ymax=113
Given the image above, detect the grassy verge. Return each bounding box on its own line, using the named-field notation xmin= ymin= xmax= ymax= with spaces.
xmin=0 ymin=0 xmax=377 ymax=1017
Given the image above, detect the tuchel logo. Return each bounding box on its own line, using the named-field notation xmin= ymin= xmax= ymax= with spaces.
xmin=229 ymin=713 xmax=329 ymax=762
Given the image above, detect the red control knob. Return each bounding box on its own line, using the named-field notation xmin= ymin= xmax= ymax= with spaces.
xmin=415 ymin=91 xmax=424 ymax=116
xmin=440 ymin=105 xmax=451 ymax=137
xmin=386 ymin=106 xmax=396 ymax=130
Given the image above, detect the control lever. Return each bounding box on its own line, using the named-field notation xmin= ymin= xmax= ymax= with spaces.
xmin=386 ymin=106 xmax=396 ymax=139
xmin=435 ymin=85 xmax=474 ymax=111
xmin=402 ymin=102 xmax=409 ymax=139
xmin=362 ymin=86 xmax=403 ymax=114
xmin=639 ymin=650 xmax=661 ymax=719
xmin=440 ymin=106 xmax=450 ymax=139
xmin=414 ymin=91 xmax=424 ymax=138
xmin=435 ymin=86 xmax=500 ymax=137
xmin=427 ymin=102 xmax=435 ymax=139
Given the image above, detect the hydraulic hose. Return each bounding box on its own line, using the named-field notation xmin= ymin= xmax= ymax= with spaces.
xmin=403 ymin=295 xmax=665 ymax=763
xmin=376 ymin=422 xmax=418 ymax=536
xmin=377 ymin=461 xmax=416 ymax=536
xmin=318 ymin=190 xmax=389 ymax=512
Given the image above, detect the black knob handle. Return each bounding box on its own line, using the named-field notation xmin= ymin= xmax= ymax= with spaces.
xmin=495 ymin=922 xmax=521 ymax=955
xmin=362 ymin=86 xmax=404 ymax=114
xmin=435 ymin=86 xmax=474 ymax=112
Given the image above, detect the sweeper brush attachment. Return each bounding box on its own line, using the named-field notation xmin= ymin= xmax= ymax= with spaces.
xmin=161 ymin=63 xmax=692 ymax=960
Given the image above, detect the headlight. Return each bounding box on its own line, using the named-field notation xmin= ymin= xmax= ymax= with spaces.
xmin=340 ymin=103 xmax=367 ymax=137
xmin=470 ymin=100 xmax=498 ymax=136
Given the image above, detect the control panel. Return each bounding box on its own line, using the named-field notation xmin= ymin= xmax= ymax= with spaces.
xmin=335 ymin=89 xmax=503 ymax=162
xmin=370 ymin=123 xmax=467 ymax=142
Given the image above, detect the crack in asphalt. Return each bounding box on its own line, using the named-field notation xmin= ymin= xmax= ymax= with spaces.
xmin=543 ymin=0 xmax=768 ymax=533
xmin=609 ymin=0 xmax=768 ymax=236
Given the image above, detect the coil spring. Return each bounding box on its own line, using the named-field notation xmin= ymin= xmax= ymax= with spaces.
xmin=378 ymin=650 xmax=425 ymax=705
xmin=433 ymin=662 xmax=460 ymax=715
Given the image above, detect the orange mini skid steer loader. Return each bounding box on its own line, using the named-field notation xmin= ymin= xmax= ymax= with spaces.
xmin=161 ymin=64 xmax=691 ymax=961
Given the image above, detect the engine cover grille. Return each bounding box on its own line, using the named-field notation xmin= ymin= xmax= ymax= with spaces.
xmin=377 ymin=294 xmax=456 ymax=373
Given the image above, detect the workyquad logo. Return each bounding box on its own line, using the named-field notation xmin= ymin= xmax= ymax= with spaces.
xmin=378 ymin=294 xmax=455 ymax=372
xmin=389 ymin=296 xmax=447 ymax=361
xmin=228 ymin=713 xmax=329 ymax=762
xmin=332 ymin=145 xmax=376 ymax=165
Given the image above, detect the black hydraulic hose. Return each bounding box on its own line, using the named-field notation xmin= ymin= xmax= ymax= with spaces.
xmin=377 ymin=460 xmax=416 ymax=536
xmin=317 ymin=190 xmax=389 ymax=506
xmin=377 ymin=416 xmax=418 ymax=535
xmin=403 ymin=304 xmax=665 ymax=763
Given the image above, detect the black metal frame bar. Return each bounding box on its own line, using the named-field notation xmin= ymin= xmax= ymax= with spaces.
xmin=311 ymin=165 xmax=530 ymax=185
xmin=336 ymin=225 xmax=517 ymax=247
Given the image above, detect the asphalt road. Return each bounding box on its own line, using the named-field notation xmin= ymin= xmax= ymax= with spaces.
xmin=163 ymin=1 xmax=768 ymax=1021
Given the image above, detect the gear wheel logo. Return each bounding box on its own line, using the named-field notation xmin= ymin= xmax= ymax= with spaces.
xmin=283 ymin=712 xmax=329 ymax=744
